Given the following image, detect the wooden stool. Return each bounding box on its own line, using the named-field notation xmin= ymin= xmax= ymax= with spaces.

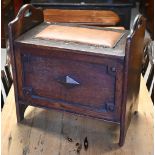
xmin=43 ymin=9 xmax=120 ymax=27
xmin=8 ymin=4 xmax=146 ymax=146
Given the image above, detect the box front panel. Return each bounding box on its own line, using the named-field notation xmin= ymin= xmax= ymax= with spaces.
xmin=15 ymin=47 xmax=123 ymax=122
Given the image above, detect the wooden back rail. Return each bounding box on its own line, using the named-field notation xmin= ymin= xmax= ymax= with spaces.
xmin=43 ymin=9 xmax=121 ymax=26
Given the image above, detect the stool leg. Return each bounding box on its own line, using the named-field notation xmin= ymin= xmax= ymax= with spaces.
xmin=119 ymin=97 xmax=139 ymax=146
xmin=16 ymin=103 xmax=28 ymax=122
xmin=119 ymin=123 xmax=126 ymax=147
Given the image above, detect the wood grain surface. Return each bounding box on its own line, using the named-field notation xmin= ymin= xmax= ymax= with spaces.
xmin=2 ymin=77 xmax=153 ymax=155
xmin=8 ymin=6 xmax=147 ymax=147
xmin=43 ymin=9 xmax=120 ymax=26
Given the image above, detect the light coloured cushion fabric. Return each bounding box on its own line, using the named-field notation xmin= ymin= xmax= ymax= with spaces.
xmin=35 ymin=25 xmax=125 ymax=48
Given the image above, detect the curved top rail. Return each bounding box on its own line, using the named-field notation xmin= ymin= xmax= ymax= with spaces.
xmin=8 ymin=4 xmax=44 ymax=41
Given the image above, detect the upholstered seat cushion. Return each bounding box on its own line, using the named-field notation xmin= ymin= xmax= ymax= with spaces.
xmin=35 ymin=25 xmax=125 ymax=48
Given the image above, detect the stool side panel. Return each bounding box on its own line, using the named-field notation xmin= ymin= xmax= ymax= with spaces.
xmin=119 ymin=15 xmax=146 ymax=146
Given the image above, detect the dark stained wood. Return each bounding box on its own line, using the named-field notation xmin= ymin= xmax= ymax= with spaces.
xmin=16 ymin=103 xmax=28 ymax=122
xmin=31 ymin=0 xmax=134 ymax=29
xmin=139 ymin=0 xmax=154 ymax=40
xmin=8 ymin=4 xmax=44 ymax=124
xmin=31 ymin=0 xmax=134 ymax=6
xmin=24 ymin=56 xmax=115 ymax=107
xmin=13 ymin=43 xmax=124 ymax=122
xmin=1 ymin=0 xmax=15 ymax=48
xmin=1 ymin=0 xmax=6 ymax=48
xmin=43 ymin=9 xmax=120 ymax=26
xmin=8 ymin=4 xmax=44 ymax=41
xmin=119 ymin=15 xmax=146 ymax=146
xmin=8 ymin=4 xmax=146 ymax=146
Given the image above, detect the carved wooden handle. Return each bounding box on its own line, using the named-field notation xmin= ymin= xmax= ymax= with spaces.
xmin=8 ymin=4 xmax=44 ymax=41
xmin=16 ymin=4 xmax=43 ymax=20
